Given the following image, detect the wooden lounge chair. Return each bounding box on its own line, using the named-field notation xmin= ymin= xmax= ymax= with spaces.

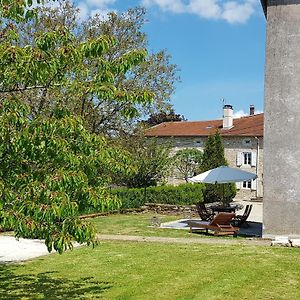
xmin=231 ymin=204 xmax=253 ymax=228
xmin=195 ymin=202 xmax=214 ymax=221
xmin=187 ymin=212 xmax=239 ymax=236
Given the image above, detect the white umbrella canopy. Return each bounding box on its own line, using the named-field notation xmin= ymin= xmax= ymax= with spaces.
xmin=188 ymin=166 xmax=257 ymax=184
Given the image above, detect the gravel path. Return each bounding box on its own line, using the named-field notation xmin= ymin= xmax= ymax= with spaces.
xmin=0 ymin=236 xmax=50 ymax=263
xmin=96 ymin=234 xmax=271 ymax=246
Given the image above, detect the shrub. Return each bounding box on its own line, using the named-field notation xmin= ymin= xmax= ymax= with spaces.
xmin=112 ymin=183 xmax=204 ymax=209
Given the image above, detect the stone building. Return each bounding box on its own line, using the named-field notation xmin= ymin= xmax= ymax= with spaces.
xmin=145 ymin=105 xmax=264 ymax=201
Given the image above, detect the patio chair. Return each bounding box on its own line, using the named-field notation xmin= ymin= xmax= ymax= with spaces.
xmin=195 ymin=202 xmax=214 ymax=221
xmin=187 ymin=212 xmax=239 ymax=236
xmin=231 ymin=204 xmax=253 ymax=228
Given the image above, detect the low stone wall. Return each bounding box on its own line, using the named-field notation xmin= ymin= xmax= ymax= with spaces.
xmin=142 ymin=203 xmax=198 ymax=217
xmin=80 ymin=203 xmax=199 ymax=219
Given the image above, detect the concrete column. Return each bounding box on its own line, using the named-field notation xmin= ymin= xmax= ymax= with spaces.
xmin=263 ymin=1 xmax=300 ymax=237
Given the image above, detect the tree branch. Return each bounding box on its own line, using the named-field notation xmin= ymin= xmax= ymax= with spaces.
xmin=0 ymin=83 xmax=62 ymax=94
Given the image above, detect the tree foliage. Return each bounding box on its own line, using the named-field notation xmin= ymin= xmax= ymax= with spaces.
xmin=141 ymin=109 xmax=186 ymax=127
xmin=1 ymin=1 xmax=153 ymax=128
xmin=174 ymin=148 xmax=202 ymax=182
xmin=10 ymin=3 xmax=179 ymax=135
xmin=117 ymin=134 xmax=172 ymax=188
xmin=0 ymin=1 xmax=156 ymax=252
xmin=201 ymin=131 xmax=227 ymax=171
xmin=0 ymin=98 xmax=133 ymax=253
xmin=200 ymin=131 xmax=236 ymax=204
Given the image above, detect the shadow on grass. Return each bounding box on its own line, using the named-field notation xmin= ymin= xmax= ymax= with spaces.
xmin=0 ymin=265 xmax=112 ymax=299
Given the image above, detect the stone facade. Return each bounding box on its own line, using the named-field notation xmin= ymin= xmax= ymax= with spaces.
xmin=263 ymin=2 xmax=300 ymax=237
xmin=163 ymin=136 xmax=263 ymax=200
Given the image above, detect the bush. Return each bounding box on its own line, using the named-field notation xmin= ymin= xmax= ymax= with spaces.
xmin=112 ymin=183 xmax=204 ymax=209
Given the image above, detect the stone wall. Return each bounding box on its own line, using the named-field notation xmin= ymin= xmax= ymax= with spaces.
xmin=162 ymin=136 xmax=263 ymax=201
xmin=142 ymin=203 xmax=198 ymax=217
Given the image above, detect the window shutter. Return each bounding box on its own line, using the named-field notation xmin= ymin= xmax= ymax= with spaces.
xmin=252 ymin=179 xmax=257 ymax=191
xmin=236 ymin=182 xmax=241 ymax=189
xmin=236 ymin=152 xmax=242 ymax=167
xmin=251 ymin=152 xmax=257 ymax=167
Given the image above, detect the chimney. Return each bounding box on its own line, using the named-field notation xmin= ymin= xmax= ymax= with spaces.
xmin=223 ymin=104 xmax=233 ymax=129
xmin=250 ymin=105 xmax=255 ymax=115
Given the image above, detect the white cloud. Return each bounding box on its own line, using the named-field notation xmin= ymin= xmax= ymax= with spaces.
xmin=142 ymin=0 xmax=186 ymax=13
xmin=86 ymin=0 xmax=116 ymax=8
xmin=188 ymin=0 xmax=221 ymax=20
xmin=141 ymin=0 xmax=259 ymax=24
xmin=222 ymin=0 xmax=255 ymax=24
xmin=233 ymin=109 xmax=248 ymax=118
xmin=233 ymin=108 xmax=263 ymax=118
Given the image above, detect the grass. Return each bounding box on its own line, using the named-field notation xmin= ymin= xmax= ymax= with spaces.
xmin=90 ymin=213 xmax=194 ymax=238
xmin=2 ymin=213 xmax=299 ymax=299
xmin=2 ymin=241 xmax=300 ymax=299
xmin=90 ymin=213 xmax=219 ymax=238
xmin=90 ymin=213 xmax=241 ymax=239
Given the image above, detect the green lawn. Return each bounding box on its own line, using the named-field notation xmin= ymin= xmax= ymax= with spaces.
xmin=90 ymin=213 xmax=237 ymax=239
xmin=2 ymin=241 xmax=300 ymax=299
xmin=2 ymin=214 xmax=300 ymax=299
xmin=90 ymin=213 xmax=194 ymax=238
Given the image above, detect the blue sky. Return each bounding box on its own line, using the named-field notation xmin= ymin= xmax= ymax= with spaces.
xmin=74 ymin=0 xmax=266 ymax=121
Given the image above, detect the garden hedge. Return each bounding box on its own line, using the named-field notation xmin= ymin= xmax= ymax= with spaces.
xmin=112 ymin=183 xmax=204 ymax=209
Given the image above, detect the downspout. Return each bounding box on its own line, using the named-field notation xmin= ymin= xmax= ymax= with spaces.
xmin=254 ymin=136 xmax=259 ymax=198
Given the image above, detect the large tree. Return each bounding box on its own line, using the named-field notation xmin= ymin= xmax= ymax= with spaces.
xmin=0 ymin=0 xmax=156 ymax=252
xmin=10 ymin=2 xmax=179 ymax=135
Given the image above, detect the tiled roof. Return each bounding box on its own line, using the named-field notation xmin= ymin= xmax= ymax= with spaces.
xmin=144 ymin=113 xmax=264 ymax=137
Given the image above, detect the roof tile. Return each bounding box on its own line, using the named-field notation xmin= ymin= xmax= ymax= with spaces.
xmin=145 ymin=114 xmax=264 ymax=137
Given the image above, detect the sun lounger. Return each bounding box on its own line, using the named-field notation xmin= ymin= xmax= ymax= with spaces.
xmin=195 ymin=202 xmax=214 ymax=221
xmin=187 ymin=212 xmax=239 ymax=236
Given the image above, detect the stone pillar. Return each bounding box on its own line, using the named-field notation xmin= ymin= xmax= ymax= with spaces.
xmin=263 ymin=1 xmax=300 ymax=237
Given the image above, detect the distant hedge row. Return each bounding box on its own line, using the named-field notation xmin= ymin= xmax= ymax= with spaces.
xmin=112 ymin=183 xmax=204 ymax=209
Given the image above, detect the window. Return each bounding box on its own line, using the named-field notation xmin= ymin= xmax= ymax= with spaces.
xmin=237 ymin=179 xmax=257 ymax=190
xmin=243 ymin=180 xmax=252 ymax=189
xmin=243 ymin=152 xmax=252 ymax=165
xmin=236 ymin=151 xmax=256 ymax=167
